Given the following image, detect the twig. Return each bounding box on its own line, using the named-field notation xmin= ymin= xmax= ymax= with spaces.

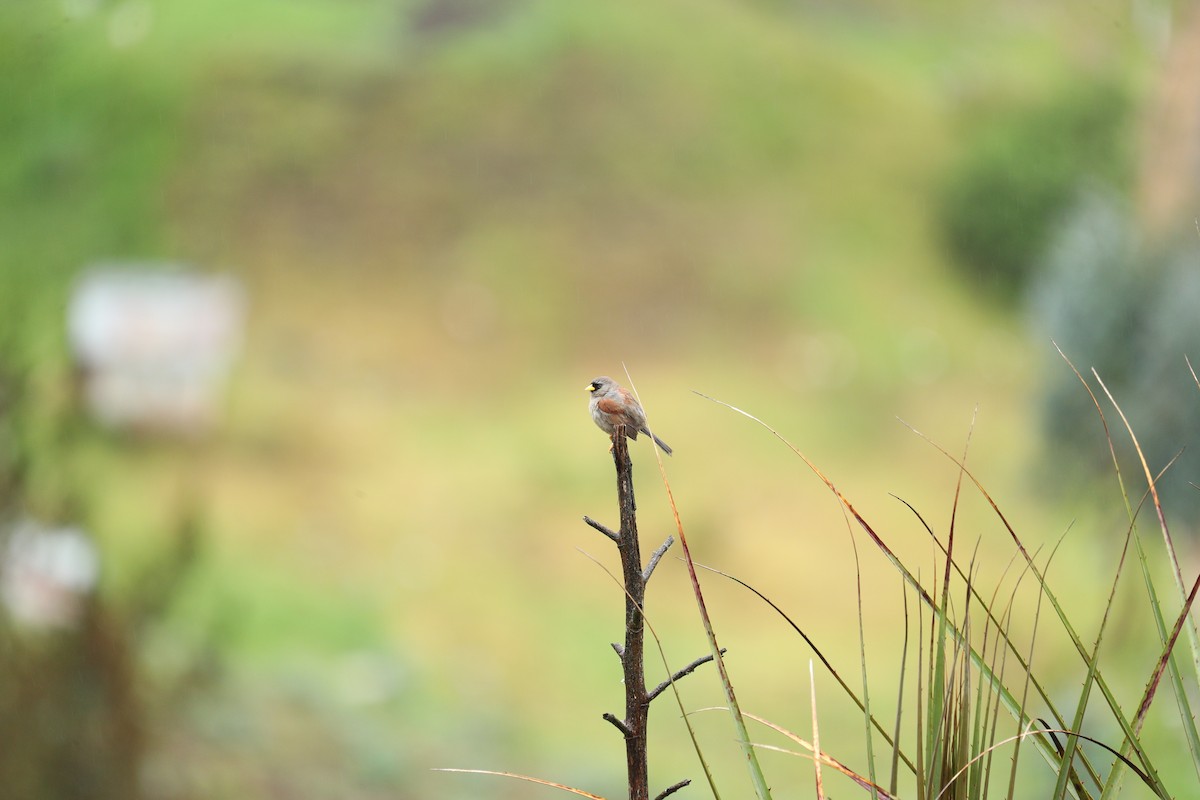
xmin=583 ymin=515 xmax=620 ymax=543
xmin=643 ymin=535 xmax=674 ymax=581
xmin=603 ymin=712 xmax=633 ymax=737
xmin=654 ymin=779 xmax=691 ymax=800
xmin=647 ymin=650 xmax=724 ymax=702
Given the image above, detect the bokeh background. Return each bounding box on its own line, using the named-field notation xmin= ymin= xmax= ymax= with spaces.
xmin=3 ymin=0 xmax=1200 ymax=798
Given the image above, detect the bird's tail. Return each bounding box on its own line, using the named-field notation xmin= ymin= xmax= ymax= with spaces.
xmin=650 ymin=433 xmax=673 ymax=457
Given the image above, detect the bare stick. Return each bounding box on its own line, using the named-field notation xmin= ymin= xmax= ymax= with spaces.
xmin=584 ymin=515 xmax=620 ymax=543
xmin=647 ymin=650 xmax=723 ymax=702
xmin=585 ymin=426 xmax=708 ymax=800
xmin=610 ymin=428 xmax=651 ymax=800
xmin=643 ymin=536 xmax=674 ymax=581
xmin=654 ymin=779 xmax=691 ymax=800
xmin=604 ymin=712 xmax=633 ymax=737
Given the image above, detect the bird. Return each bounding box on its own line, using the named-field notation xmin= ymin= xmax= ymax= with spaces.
xmin=586 ymin=376 xmax=672 ymax=456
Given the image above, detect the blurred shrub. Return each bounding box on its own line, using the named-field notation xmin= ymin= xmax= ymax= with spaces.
xmin=938 ymin=79 xmax=1134 ymax=300
xmin=1028 ymin=191 xmax=1200 ymax=524
xmin=0 ymin=369 xmax=203 ymax=800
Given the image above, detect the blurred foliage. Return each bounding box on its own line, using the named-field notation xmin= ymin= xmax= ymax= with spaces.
xmin=175 ymin=0 xmax=945 ymax=358
xmin=1029 ymin=191 xmax=1200 ymax=524
xmin=0 ymin=3 xmax=181 ymax=288
xmin=937 ymin=78 xmax=1136 ymax=301
xmin=0 ymin=312 xmax=206 ymax=800
xmin=0 ymin=9 xmax=192 ymax=796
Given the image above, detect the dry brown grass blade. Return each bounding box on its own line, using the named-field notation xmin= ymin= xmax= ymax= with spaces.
xmin=752 ymin=742 xmax=902 ymax=800
xmin=810 ymin=660 xmax=825 ymax=800
xmin=715 ymin=709 xmax=899 ymax=800
xmin=1133 ymin=569 xmax=1200 ymax=730
xmin=434 ymin=768 xmax=608 ymax=798
xmin=749 ymin=742 xmax=901 ymax=799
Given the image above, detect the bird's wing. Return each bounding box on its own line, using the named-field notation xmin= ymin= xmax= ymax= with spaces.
xmin=595 ymin=396 xmax=628 ymax=418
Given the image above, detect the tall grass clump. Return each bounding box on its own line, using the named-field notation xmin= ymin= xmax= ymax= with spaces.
xmin=700 ymin=360 xmax=1200 ymax=799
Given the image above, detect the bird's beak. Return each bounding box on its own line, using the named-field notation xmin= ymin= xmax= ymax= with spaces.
xmin=584 ymin=384 xmax=594 ymax=392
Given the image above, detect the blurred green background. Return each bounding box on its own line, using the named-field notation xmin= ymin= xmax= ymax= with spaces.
xmin=3 ymin=0 xmax=1200 ymax=797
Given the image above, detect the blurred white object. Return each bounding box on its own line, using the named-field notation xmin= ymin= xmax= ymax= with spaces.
xmin=1 ymin=518 xmax=99 ymax=630
xmin=68 ymin=265 xmax=245 ymax=435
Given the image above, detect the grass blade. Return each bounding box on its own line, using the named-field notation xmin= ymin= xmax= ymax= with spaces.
xmin=434 ymin=768 xmax=608 ymax=798
xmin=810 ymin=660 xmax=825 ymax=800
xmin=728 ymin=710 xmax=901 ymax=799
xmin=848 ymin=509 xmax=882 ymax=799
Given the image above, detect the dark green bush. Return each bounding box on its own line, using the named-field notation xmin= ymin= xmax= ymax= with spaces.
xmin=938 ymin=79 xmax=1134 ymax=300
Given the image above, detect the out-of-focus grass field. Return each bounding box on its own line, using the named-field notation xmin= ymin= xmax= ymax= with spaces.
xmin=3 ymin=1 xmax=1187 ymax=797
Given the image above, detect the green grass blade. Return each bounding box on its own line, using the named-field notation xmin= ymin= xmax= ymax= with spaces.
xmin=916 ymin=591 xmax=928 ymax=800
xmin=891 ymin=583 xmax=910 ymax=797
xmin=848 ymin=518 xmax=882 ymax=799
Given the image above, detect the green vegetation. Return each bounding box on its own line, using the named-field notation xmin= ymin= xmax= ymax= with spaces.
xmin=937 ymin=78 xmax=1136 ymax=300
xmin=1 ymin=0 xmax=1186 ymax=798
xmin=0 ymin=4 xmax=176 ymax=286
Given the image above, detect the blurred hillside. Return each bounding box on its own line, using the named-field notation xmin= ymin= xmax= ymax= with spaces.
xmin=2 ymin=0 xmax=1150 ymax=375
xmin=2 ymin=1 xmax=1192 ymax=798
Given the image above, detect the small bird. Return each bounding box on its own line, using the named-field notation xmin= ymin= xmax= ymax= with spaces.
xmin=586 ymin=376 xmax=673 ymax=456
